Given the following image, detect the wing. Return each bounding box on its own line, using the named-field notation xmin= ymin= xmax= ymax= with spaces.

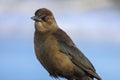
xmin=53 ymin=29 xmax=101 ymax=80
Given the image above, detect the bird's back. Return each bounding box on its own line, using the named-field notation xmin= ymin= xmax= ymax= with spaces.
xmin=53 ymin=29 xmax=102 ymax=80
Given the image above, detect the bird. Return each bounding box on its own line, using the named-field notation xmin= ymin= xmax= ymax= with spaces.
xmin=31 ymin=8 xmax=102 ymax=80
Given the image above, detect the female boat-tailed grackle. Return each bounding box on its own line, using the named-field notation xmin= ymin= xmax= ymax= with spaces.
xmin=31 ymin=8 xmax=102 ymax=80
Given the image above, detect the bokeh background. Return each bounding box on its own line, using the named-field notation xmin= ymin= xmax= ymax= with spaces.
xmin=0 ymin=0 xmax=120 ymax=80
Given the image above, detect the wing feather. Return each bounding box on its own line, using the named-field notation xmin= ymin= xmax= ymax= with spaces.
xmin=53 ymin=29 xmax=101 ymax=80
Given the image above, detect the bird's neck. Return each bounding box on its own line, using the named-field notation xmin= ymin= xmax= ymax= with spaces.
xmin=34 ymin=21 xmax=58 ymax=34
xmin=34 ymin=27 xmax=58 ymax=39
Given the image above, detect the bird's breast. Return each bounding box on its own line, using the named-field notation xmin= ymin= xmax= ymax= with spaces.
xmin=34 ymin=34 xmax=75 ymax=77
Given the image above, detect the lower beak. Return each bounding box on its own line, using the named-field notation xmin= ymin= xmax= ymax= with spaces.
xmin=31 ymin=16 xmax=42 ymax=21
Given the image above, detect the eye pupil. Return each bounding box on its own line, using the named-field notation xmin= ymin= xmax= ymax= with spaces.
xmin=41 ymin=16 xmax=47 ymax=21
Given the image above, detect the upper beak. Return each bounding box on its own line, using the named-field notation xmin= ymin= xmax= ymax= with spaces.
xmin=31 ymin=16 xmax=42 ymax=21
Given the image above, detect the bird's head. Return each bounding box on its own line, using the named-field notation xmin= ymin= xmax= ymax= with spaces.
xmin=31 ymin=8 xmax=58 ymax=33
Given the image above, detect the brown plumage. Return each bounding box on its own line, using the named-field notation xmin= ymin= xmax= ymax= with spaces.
xmin=31 ymin=8 xmax=102 ymax=80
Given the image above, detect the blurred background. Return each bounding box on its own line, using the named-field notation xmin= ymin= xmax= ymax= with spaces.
xmin=0 ymin=0 xmax=120 ymax=80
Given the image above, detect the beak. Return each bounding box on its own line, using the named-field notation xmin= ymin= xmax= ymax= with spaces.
xmin=31 ymin=16 xmax=42 ymax=21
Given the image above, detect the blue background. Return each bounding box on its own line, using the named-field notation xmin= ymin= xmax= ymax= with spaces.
xmin=0 ymin=0 xmax=120 ymax=80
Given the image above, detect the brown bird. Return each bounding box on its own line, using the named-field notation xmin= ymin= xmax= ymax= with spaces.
xmin=31 ymin=8 xmax=102 ymax=80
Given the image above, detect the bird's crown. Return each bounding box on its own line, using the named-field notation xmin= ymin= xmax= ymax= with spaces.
xmin=35 ymin=8 xmax=53 ymax=17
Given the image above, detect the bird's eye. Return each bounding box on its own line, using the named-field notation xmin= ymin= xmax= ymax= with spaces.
xmin=41 ymin=16 xmax=48 ymax=21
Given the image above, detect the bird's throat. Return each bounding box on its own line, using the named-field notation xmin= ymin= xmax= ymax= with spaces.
xmin=35 ymin=22 xmax=48 ymax=33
